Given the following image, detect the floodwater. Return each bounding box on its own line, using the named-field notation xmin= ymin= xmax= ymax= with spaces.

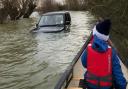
xmin=0 ymin=11 xmax=93 ymax=89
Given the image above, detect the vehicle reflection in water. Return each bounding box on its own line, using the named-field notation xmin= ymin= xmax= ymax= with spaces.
xmin=0 ymin=11 xmax=94 ymax=89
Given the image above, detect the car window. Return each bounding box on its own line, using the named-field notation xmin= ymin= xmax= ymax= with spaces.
xmin=39 ymin=14 xmax=64 ymax=26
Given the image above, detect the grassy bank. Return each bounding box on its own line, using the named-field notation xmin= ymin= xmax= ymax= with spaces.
xmin=86 ymin=0 xmax=128 ymax=67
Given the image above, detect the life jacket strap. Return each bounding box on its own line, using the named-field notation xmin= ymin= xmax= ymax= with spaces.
xmin=86 ymin=72 xmax=112 ymax=82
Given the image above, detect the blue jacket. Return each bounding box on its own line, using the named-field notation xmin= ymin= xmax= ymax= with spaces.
xmin=81 ymin=35 xmax=127 ymax=89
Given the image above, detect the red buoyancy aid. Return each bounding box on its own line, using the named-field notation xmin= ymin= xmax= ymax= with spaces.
xmin=86 ymin=43 xmax=112 ymax=87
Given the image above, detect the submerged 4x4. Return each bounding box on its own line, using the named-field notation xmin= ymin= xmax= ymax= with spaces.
xmin=32 ymin=11 xmax=71 ymax=33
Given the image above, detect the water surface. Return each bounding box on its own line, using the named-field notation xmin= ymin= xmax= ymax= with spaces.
xmin=0 ymin=11 xmax=94 ymax=89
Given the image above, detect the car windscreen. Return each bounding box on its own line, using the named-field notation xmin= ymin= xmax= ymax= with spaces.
xmin=38 ymin=14 xmax=64 ymax=26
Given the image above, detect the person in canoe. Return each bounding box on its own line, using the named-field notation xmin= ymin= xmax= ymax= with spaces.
xmin=81 ymin=19 xmax=127 ymax=89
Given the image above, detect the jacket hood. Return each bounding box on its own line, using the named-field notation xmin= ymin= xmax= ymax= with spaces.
xmin=92 ymin=35 xmax=108 ymax=52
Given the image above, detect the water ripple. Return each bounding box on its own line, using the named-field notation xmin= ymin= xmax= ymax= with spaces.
xmin=0 ymin=11 xmax=94 ymax=89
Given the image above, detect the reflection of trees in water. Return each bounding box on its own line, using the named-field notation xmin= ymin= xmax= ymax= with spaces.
xmin=0 ymin=0 xmax=36 ymax=23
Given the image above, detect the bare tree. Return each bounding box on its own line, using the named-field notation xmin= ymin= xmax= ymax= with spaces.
xmin=15 ymin=0 xmax=37 ymax=19
xmin=64 ymin=0 xmax=80 ymax=10
xmin=23 ymin=0 xmax=36 ymax=18
xmin=0 ymin=0 xmax=37 ymax=23
xmin=40 ymin=0 xmax=61 ymax=13
xmin=0 ymin=0 xmax=9 ymax=23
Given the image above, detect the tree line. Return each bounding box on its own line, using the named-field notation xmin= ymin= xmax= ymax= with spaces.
xmin=39 ymin=0 xmax=87 ymax=13
xmin=0 ymin=0 xmax=36 ymax=23
xmin=0 ymin=0 xmax=88 ymax=23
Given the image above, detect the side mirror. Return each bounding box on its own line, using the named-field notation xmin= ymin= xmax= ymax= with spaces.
xmin=65 ymin=21 xmax=70 ymax=25
xmin=36 ymin=24 xmax=38 ymax=27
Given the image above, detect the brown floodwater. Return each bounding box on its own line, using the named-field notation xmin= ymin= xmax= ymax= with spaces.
xmin=0 ymin=11 xmax=94 ymax=89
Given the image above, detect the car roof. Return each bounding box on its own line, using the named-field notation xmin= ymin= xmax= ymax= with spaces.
xmin=42 ymin=11 xmax=70 ymax=16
